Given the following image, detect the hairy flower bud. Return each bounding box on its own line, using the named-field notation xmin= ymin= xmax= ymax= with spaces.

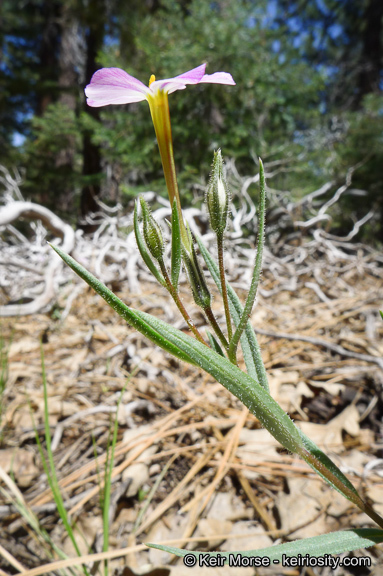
xmin=182 ymin=233 xmax=211 ymax=309
xmin=140 ymin=197 xmax=165 ymax=261
xmin=206 ymin=149 xmax=229 ymax=237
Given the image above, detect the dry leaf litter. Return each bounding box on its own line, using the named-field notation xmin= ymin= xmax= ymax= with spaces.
xmin=0 ymin=164 xmax=383 ymax=575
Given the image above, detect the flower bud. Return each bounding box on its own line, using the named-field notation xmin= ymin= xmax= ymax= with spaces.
xmin=206 ymin=149 xmax=229 ymax=237
xmin=140 ymin=197 xmax=165 ymax=261
xmin=182 ymin=232 xmax=211 ymax=309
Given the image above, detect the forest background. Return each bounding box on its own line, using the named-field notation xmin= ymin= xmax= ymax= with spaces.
xmin=1 ymin=0 xmax=383 ymax=242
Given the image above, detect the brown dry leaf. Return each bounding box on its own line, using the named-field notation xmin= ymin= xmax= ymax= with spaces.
xmin=8 ymin=362 xmax=42 ymax=380
xmin=147 ymin=514 xmax=190 ymax=566
xmin=307 ymin=380 xmax=346 ymax=396
xmin=327 ymin=488 xmax=354 ymax=519
xmin=61 ymin=514 xmax=103 ymax=556
xmin=194 ymin=518 xmax=233 ymax=549
xmin=268 ymin=369 xmax=313 ymax=411
xmin=206 ymin=492 xmax=251 ymax=522
xmin=221 ymin=522 xmax=273 ymax=551
xmin=276 ymin=476 xmax=331 ymax=538
xmin=122 ymin=426 xmax=159 ymax=487
xmin=9 ymin=405 xmax=36 ymax=432
xmin=367 ymin=486 xmax=383 ymax=517
xmin=34 ymin=395 xmax=79 ymax=418
xmin=236 ymin=429 xmax=281 ymax=479
xmin=8 ymin=338 xmax=40 ymax=358
xmin=123 ymin=462 xmax=150 ymax=498
xmin=0 ymin=448 xmax=39 ymax=487
xmin=299 ymin=404 xmax=360 ymax=454
xmin=59 ymin=348 xmax=88 ymax=370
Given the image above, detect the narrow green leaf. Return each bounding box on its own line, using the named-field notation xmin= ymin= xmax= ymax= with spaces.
xmin=50 ymin=244 xmax=382 ymax=525
xmin=147 ymin=529 xmax=383 ymax=562
xmin=170 ymin=199 xmax=182 ymax=289
xmin=133 ymin=201 xmax=165 ymax=286
xmin=195 ymin=233 xmax=269 ymax=392
xmin=134 ymin=308 xmax=305 ymax=455
xmin=49 ymin=243 xmax=301 ymax=455
xmin=49 ymin=244 xmax=195 ymax=366
xmin=228 ymin=158 xmax=266 ymax=363
xmin=137 ymin=308 xmax=370 ymax=511
xmin=298 ymin=429 xmax=358 ymax=496
xmin=207 ymin=331 xmax=225 ymax=357
xmin=379 ymin=310 xmax=383 ymax=321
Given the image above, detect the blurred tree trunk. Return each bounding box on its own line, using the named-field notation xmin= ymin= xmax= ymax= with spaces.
xmin=80 ymin=0 xmax=105 ymax=218
xmin=358 ymin=0 xmax=383 ymax=101
xmin=56 ymin=2 xmax=80 ymax=207
xmin=37 ymin=0 xmax=60 ymax=115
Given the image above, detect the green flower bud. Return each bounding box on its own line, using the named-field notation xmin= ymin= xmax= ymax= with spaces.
xmin=140 ymin=197 xmax=165 ymax=261
xmin=182 ymin=231 xmax=211 ymax=309
xmin=206 ymin=149 xmax=229 ymax=237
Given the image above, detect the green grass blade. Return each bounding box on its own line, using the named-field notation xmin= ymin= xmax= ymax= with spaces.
xmin=0 ymin=329 xmax=10 ymax=441
xmin=38 ymin=344 xmax=90 ymax=576
xmin=147 ymin=528 xmax=383 ymax=562
xmin=195 ymin=233 xmax=269 ymax=392
xmin=0 ymin=471 xmax=74 ymax=575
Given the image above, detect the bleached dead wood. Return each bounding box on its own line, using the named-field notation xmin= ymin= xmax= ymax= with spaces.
xmin=0 ymin=162 xmax=382 ymax=327
xmin=0 ymin=201 xmax=75 ymax=316
xmin=253 ymin=327 xmax=383 ymax=370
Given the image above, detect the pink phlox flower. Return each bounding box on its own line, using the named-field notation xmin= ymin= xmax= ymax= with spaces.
xmin=85 ymin=64 xmax=235 ymax=107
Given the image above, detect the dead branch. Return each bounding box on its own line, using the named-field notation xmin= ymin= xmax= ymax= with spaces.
xmin=253 ymin=327 xmax=383 ymax=370
xmin=0 ymin=201 xmax=75 ymax=316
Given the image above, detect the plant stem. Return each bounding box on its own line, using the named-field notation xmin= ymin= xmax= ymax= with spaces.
xmin=228 ymin=159 xmax=266 ymax=364
xmin=217 ymin=234 xmax=233 ymax=341
xmin=159 ymin=261 xmax=207 ymax=346
xmin=203 ymin=305 xmax=229 ymax=352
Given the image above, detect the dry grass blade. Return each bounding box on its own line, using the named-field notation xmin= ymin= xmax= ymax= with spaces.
xmin=180 ymin=406 xmax=249 ymax=515
xmin=0 ymin=543 xmax=26 ymax=573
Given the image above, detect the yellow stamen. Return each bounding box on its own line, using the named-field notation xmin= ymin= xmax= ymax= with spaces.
xmin=149 ymin=74 xmax=156 ymax=87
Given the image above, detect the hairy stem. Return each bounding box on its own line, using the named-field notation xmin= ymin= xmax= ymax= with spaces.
xmin=158 ymin=261 xmax=207 ymax=346
xmin=203 ymin=305 xmax=229 ymax=352
xmin=217 ymin=234 xmax=233 ymax=342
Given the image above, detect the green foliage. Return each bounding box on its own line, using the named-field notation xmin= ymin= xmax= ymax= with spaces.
xmin=1 ymin=0 xmax=382 ymax=239
xmin=95 ymin=0 xmax=324 ymax=194
xmin=22 ymin=103 xmax=84 ymax=215
xmin=328 ymin=94 xmax=383 ymax=239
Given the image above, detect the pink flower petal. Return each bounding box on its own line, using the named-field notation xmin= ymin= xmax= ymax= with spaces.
xmin=201 ymin=72 xmax=236 ymax=85
xmin=173 ymin=64 xmax=207 ymax=84
xmin=150 ymin=64 xmax=207 ymax=95
xmin=85 ymin=68 xmax=149 ymax=107
xmin=84 ymin=65 xmax=235 ymax=108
